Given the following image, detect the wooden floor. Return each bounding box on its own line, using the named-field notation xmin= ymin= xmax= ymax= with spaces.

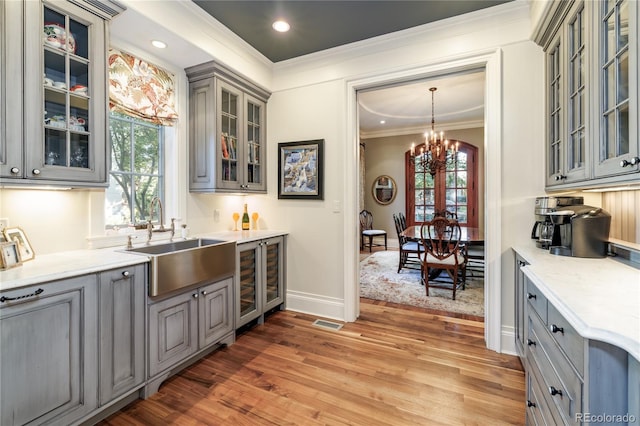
xmin=100 ymin=299 xmax=525 ymax=425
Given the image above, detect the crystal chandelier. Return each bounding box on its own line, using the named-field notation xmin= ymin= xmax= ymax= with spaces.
xmin=411 ymin=87 xmax=458 ymax=176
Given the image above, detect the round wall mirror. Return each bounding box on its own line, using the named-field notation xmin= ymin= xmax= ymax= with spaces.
xmin=372 ymin=175 xmax=397 ymax=205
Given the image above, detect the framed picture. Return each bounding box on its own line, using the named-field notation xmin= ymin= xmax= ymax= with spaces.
xmin=278 ymin=139 xmax=324 ymax=200
xmin=3 ymin=227 xmax=35 ymax=262
xmin=0 ymin=242 xmax=22 ymax=269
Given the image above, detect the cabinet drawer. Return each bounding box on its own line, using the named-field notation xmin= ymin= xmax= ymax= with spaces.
xmin=525 ymin=277 xmax=548 ymax=323
xmin=526 ymin=370 xmax=555 ymax=426
xmin=547 ymin=303 xmax=584 ymax=376
xmin=527 ymin=312 xmax=582 ymax=425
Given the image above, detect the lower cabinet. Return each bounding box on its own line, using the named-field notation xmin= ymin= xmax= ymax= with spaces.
xmin=519 ymin=271 xmax=639 ymax=425
xmin=98 ymin=265 xmax=146 ymax=404
xmin=147 ymin=277 xmax=234 ymax=383
xmin=236 ymin=236 xmax=286 ymax=328
xmin=0 ymin=275 xmax=99 ymax=426
xmin=514 ymin=252 xmax=528 ymax=361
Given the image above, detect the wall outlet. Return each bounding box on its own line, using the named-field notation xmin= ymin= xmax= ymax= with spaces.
xmin=0 ymin=218 xmax=8 ymax=232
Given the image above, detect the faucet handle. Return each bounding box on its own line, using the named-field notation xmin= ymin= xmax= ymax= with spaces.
xmin=126 ymin=235 xmax=137 ymax=249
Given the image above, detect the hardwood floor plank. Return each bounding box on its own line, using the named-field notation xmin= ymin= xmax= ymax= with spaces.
xmin=99 ymin=300 xmax=525 ymax=426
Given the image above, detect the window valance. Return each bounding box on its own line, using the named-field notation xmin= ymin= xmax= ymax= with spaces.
xmin=108 ymin=49 xmax=178 ymax=126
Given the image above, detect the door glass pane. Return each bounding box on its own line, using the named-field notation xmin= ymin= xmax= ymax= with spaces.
xmin=618 ymin=50 xmax=629 ymax=102
xmin=239 ymin=249 xmax=257 ymax=316
xmin=619 ymin=0 xmax=629 ymax=48
xmin=265 ymin=243 xmax=280 ymax=304
xmin=618 ymin=103 xmax=629 ymax=156
xmin=221 ymin=89 xmax=239 ymax=182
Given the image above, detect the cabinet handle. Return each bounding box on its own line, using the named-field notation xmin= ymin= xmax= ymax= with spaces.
xmin=10 ymin=167 xmax=20 ymax=175
xmin=548 ymin=386 xmax=563 ymax=397
xmin=201 ymin=290 xmax=207 ymax=296
xmin=192 ymin=293 xmax=199 ymax=299
xmin=32 ymin=168 xmax=41 ymax=175
xmin=527 ymin=339 xmax=536 ymax=346
xmin=550 ymin=324 xmax=564 ymax=334
xmin=527 ymin=292 xmax=536 ymax=300
xmin=554 ymin=174 xmax=566 ymax=181
xmin=527 ymin=400 xmax=536 ymax=408
xmin=122 ymin=271 xmax=130 ymax=277
xmin=620 ymin=157 xmax=640 ymax=167
xmin=1 ymin=288 xmax=44 ymax=303
xmin=518 ymin=260 xmax=526 ymax=267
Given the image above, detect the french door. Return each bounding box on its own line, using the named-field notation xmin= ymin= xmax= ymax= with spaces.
xmin=405 ymin=140 xmax=478 ymax=226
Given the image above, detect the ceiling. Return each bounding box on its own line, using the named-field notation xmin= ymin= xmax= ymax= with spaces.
xmin=111 ymin=1 xmax=511 ymax=135
xmin=191 ymin=1 xmax=513 ymax=63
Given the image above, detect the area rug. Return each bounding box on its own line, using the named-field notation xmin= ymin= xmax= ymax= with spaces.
xmin=359 ymin=251 xmax=484 ymax=316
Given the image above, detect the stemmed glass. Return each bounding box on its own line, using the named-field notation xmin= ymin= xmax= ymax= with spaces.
xmin=251 ymin=212 xmax=259 ymax=230
xmin=232 ymin=212 xmax=240 ymax=231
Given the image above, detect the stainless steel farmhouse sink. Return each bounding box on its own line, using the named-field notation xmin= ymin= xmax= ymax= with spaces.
xmin=122 ymin=238 xmax=236 ymax=297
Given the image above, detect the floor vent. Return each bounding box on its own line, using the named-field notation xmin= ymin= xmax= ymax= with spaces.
xmin=312 ymin=319 xmax=343 ymax=331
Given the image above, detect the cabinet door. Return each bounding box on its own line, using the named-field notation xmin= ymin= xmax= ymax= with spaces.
xmin=262 ymin=236 xmax=285 ymax=312
xmin=593 ymin=0 xmax=639 ymax=178
xmin=244 ymin=94 xmax=266 ymax=192
xmin=23 ymin=0 xmax=107 ymax=184
xmin=198 ymin=278 xmax=234 ymax=347
xmin=148 ymin=291 xmax=198 ymax=377
xmin=189 ymin=77 xmax=216 ymax=191
xmin=546 ymin=33 xmax=566 ymax=187
xmin=99 ymin=265 xmax=145 ymax=404
xmin=217 ymin=80 xmax=243 ymax=190
xmin=236 ymin=240 xmax=262 ymax=327
xmin=0 ymin=0 xmax=24 ymax=179
xmin=0 ymin=276 xmax=98 ymax=426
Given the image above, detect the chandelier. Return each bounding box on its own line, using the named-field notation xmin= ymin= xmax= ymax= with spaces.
xmin=410 ymin=87 xmax=458 ymax=176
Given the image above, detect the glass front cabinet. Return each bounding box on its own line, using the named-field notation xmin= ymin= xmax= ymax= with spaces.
xmin=186 ymin=61 xmax=270 ymax=193
xmin=236 ymin=236 xmax=286 ymax=328
xmin=0 ymin=0 xmax=122 ymax=187
xmin=536 ymin=0 xmax=639 ymax=189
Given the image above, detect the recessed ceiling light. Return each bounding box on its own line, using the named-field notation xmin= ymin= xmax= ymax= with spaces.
xmin=151 ymin=40 xmax=167 ymax=49
xmin=272 ymin=20 xmax=290 ymax=32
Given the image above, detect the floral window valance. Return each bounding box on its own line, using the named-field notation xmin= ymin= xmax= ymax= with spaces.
xmin=108 ymin=49 xmax=178 ymax=126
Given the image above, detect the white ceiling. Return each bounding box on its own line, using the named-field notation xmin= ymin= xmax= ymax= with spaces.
xmin=110 ymin=6 xmax=486 ymax=137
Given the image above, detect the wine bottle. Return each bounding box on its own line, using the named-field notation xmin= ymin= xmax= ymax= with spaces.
xmin=242 ymin=204 xmax=250 ymax=230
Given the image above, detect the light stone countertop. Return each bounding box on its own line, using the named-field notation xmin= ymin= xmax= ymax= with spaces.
xmin=0 ymin=230 xmax=288 ymax=293
xmin=513 ymin=242 xmax=640 ymax=362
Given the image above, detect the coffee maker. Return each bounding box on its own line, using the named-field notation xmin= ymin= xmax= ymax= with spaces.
xmin=548 ymin=205 xmax=611 ymax=258
xmin=531 ymin=196 xmax=584 ymax=249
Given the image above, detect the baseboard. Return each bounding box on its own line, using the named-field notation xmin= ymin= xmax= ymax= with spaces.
xmin=501 ymin=325 xmax=518 ymax=356
xmin=286 ymin=290 xmax=346 ymax=322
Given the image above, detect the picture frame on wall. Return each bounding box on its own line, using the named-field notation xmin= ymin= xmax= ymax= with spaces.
xmin=278 ymin=139 xmax=324 ymax=200
xmin=3 ymin=227 xmax=35 ymax=262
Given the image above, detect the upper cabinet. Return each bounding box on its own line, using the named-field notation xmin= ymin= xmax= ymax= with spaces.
xmin=534 ymin=0 xmax=639 ymax=190
xmin=186 ymin=61 xmax=270 ymax=194
xmin=0 ymin=0 xmax=123 ymax=187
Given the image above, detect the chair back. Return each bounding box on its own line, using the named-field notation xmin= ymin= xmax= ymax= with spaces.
xmin=392 ymin=213 xmax=404 ymax=239
xmin=398 ymin=212 xmax=407 ymax=230
xmin=359 ymin=210 xmax=374 ymax=231
xmin=434 ymin=209 xmax=457 ymax=220
xmin=420 ymin=216 xmax=462 ymax=262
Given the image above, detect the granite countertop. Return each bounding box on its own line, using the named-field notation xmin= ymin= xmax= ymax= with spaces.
xmin=513 ymin=242 xmax=640 ymax=362
xmin=0 ymin=230 xmax=288 ymax=292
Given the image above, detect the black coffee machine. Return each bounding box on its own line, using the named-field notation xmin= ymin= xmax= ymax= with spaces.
xmin=531 ymin=196 xmax=584 ymax=249
xmin=547 ymin=205 xmax=611 ymax=258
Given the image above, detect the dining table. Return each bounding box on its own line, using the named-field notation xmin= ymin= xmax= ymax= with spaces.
xmin=400 ymin=225 xmax=484 ymax=243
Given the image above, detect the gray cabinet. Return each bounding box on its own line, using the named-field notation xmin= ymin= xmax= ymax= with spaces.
xmin=0 ymin=275 xmax=99 ymax=426
xmin=535 ymin=0 xmax=639 ymax=189
xmin=518 ymin=272 xmax=640 ymax=425
xmin=186 ymin=60 xmax=269 ymax=193
xmin=147 ymin=277 xmax=234 ymax=384
xmin=236 ymin=236 xmax=286 ymax=328
xmin=0 ymin=0 xmax=122 ymax=187
xmin=98 ymin=264 xmax=146 ymax=404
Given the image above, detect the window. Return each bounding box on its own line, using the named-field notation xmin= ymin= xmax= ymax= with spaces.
xmin=105 ymin=112 xmax=164 ymax=229
xmin=405 ymin=140 xmax=478 ymax=226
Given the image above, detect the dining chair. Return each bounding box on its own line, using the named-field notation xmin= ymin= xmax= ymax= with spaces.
xmin=465 ymin=241 xmax=485 ymax=278
xmin=393 ymin=213 xmax=422 ymax=272
xmin=419 ymin=216 xmax=467 ymax=300
xmin=359 ymin=210 xmax=387 ymax=252
xmin=434 ymin=209 xmax=457 ymax=219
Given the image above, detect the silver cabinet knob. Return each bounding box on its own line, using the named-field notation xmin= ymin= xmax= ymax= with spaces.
xmin=192 ymin=293 xmax=199 ymax=298
xmin=10 ymin=167 xmax=19 ymax=175
xmin=122 ymin=271 xmax=130 ymax=277
xmin=201 ymin=290 xmax=207 ymax=296
xmin=32 ymin=169 xmax=41 ymax=175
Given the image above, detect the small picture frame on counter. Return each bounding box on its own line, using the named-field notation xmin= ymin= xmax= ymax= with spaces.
xmin=3 ymin=227 xmax=34 ymax=262
xmin=0 ymin=241 xmax=22 ymax=270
